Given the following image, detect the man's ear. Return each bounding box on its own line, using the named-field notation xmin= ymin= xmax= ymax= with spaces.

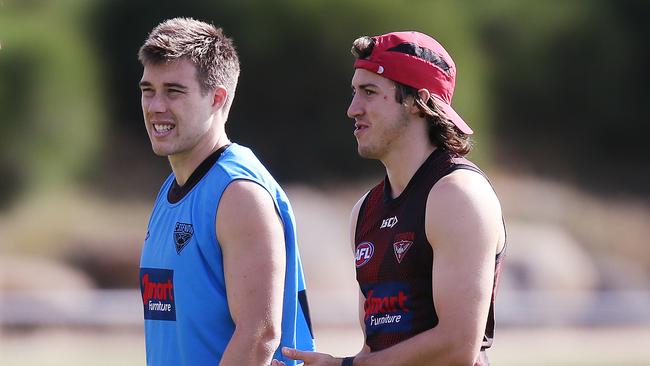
xmin=407 ymin=88 xmax=431 ymax=114
xmin=417 ymin=89 xmax=431 ymax=105
xmin=212 ymin=86 xmax=228 ymax=112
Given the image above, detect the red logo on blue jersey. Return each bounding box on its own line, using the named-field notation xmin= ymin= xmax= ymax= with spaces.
xmin=140 ymin=268 xmax=176 ymax=321
xmin=355 ymin=242 xmax=375 ymax=268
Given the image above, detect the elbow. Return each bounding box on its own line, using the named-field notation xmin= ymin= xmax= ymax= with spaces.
xmin=445 ymin=349 xmax=480 ymax=366
xmin=254 ymin=323 xmax=281 ymax=359
xmin=439 ymin=332 xmax=482 ymax=366
xmin=233 ymin=323 xmax=281 ymax=362
xmin=261 ymin=323 xmax=281 ymax=351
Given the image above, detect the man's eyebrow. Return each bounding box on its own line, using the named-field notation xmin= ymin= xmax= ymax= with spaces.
xmin=138 ymin=81 xmax=189 ymax=89
xmin=352 ymin=83 xmax=378 ymax=90
xmin=163 ymin=82 xmax=188 ymax=90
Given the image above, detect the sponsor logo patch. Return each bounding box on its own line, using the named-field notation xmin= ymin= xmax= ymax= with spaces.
xmin=140 ymin=268 xmax=176 ymax=321
xmin=362 ymin=282 xmax=413 ymax=335
xmin=380 ymin=216 xmax=398 ymax=229
xmin=173 ymin=222 xmax=194 ymax=254
xmin=355 ymin=242 xmax=375 ymax=268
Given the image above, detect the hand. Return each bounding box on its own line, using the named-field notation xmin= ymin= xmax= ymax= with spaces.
xmin=270 ymin=347 xmax=340 ymax=366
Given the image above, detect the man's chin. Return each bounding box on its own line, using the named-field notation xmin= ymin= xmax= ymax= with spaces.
xmin=151 ymin=145 xmax=173 ymax=157
xmin=357 ymin=146 xmax=378 ymax=160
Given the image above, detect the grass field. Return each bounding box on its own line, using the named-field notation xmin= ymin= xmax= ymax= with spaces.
xmin=1 ymin=326 xmax=649 ymax=366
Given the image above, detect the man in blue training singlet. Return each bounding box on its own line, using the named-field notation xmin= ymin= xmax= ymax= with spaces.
xmin=275 ymin=32 xmax=505 ymax=366
xmin=137 ymin=17 xmax=314 ymax=366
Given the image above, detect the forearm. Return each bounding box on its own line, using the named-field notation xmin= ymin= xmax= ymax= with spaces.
xmin=353 ymin=327 xmax=480 ymax=366
xmin=220 ymin=326 xmax=280 ymax=366
xmin=276 ymin=330 xmax=477 ymax=366
xmin=355 ymin=344 xmax=371 ymax=357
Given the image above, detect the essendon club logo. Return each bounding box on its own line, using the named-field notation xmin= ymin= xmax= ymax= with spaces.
xmin=393 ymin=240 xmax=413 ymax=263
xmin=140 ymin=268 xmax=176 ymax=321
xmin=174 ymin=222 xmax=194 ymax=254
xmin=393 ymin=232 xmax=414 ymax=263
xmin=355 ymin=242 xmax=374 ymax=268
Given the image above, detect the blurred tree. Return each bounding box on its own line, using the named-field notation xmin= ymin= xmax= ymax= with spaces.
xmin=479 ymin=0 xmax=650 ymax=198
xmin=4 ymin=0 xmax=645 ymax=202
xmin=88 ymin=0 xmax=490 ymax=195
xmin=0 ymin=0 xmax=105 ymax=206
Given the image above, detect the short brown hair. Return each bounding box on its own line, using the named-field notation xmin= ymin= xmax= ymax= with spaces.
xmin=139 ymin=17 xmax=240 ymax=104
xmin=351 ymin=35 xmax=472 ymax=156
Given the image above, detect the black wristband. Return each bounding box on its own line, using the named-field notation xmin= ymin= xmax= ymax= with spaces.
xmin=341 ymin=356 xmax=355 ymax=366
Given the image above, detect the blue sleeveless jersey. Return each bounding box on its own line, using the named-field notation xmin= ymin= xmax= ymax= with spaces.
xmin=140 ymin=143 xmax=314 ymax=365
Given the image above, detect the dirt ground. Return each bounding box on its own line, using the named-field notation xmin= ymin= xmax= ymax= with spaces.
xmin=1 ymin=326 xmax=649 ymax=366
xmin=2 ymin=181 xmax=649 ymax=365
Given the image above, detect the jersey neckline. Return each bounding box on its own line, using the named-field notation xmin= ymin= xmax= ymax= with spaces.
xmin=167 ymin=144 xmax=231 ymax=204
xmin=382 ymin=147 xmax=445 ymax=206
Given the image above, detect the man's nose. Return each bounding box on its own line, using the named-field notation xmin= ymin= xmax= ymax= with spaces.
xmin=347 ymin=94 xmax=363 ymax=119
xmin=146 ymin=94 xmax=167 ymax=113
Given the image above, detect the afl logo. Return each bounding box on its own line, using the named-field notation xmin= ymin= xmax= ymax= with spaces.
xmin=355 ymin=242 xmax=375 ymax=268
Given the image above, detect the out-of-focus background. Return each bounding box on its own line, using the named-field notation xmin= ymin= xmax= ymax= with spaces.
xmin=1 ymin=0 xmax=649 ymax=365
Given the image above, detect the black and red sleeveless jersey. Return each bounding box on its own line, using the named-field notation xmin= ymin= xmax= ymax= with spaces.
xmin=354 ymin=148 xmax=506 ymax=359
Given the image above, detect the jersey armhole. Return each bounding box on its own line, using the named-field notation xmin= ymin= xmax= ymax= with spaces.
xmin=354 ymin=191 xmax=372 ymax=241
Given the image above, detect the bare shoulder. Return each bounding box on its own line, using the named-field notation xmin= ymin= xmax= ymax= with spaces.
xmin=216 ymin=179 xmax=282 ymax=247
xmin=218 ymin=179 xmax=276 ymax=217
xmin=429 ymin=169 xmax=501 ymax=211
xmin=426 ymin=169 xmax=504 ymax=250
xmin=221 ymin=179 xmax=273 ymax=202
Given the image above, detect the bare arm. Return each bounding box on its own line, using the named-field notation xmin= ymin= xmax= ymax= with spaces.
xmin=277 ymin=174 xmax=504 ymax=366
xmin=217 ymin=180 xmax=286 ymax=366
xmin=353 ymin=170 xmax=504 ymax=366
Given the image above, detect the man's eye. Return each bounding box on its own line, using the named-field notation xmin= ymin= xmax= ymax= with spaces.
xmin=364 ymin=90 xmax=374 ymax=96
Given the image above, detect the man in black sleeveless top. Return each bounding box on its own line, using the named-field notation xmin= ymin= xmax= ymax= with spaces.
xmin=275 ymin=31 xmax=506 ymax=366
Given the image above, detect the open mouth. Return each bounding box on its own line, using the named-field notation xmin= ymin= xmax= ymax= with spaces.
xmin=354 ymin=123 xmax=369 ymax=136
xmin=154 ymin=124 xmax=174 ymax=133
xmin=152 ymin=123 xmax=175 ymax=136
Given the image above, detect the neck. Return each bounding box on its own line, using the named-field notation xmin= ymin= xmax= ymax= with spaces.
xmin=383 ymin=145 xmax=435 ymax=198
xmin=381 ymin=120 xmax=436 ymax=198
xmin=169 ymin=129 xmax=230 ymax=186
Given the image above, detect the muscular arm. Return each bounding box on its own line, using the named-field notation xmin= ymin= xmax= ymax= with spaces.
xmin=353 ymin=170 xmax=504 ymax=366
xmin=217 ymin=180 xmax=286 ymax=366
